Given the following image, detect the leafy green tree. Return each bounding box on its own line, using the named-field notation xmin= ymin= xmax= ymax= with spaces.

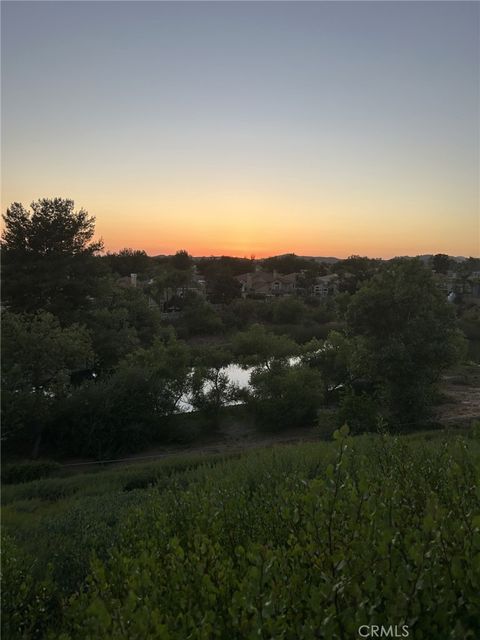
xmin=104 ymin=248 xmax=153 ymax=277
xmin=219 ymin=298 xmax=260 ymax=330
xmin=247 ymin=361 xmax=324 ymax=429
xmin=336 ymin=388 xmax=380 ymax=434
xmin=2 ymin=199 xmax=102 ymax=256
xmin=54 ymin=373 xmax=155 ymax=458
xmin=456 ymin=256 xmax=480 ymax=294
xmin=302 ymin=330 xmax=351 ymax=400
xmin=84 ymin=306 xmax=140 ymax=371
xmin=148 ymin=266 xmax=192 ymax=309
xmin=179 ymin=297 xmax=224 ymax=337
xmin=2 ymin=311 xmax=93 ymax=456
xmin=346 ymin=259 xmax=465 ymax=426
xmin=1 ymin=198 xmax=105 ymax=316
xmin=116 ymin=287 xmax=162 ymax=345
xmin=430 ymin=253 xmax=452 ymax=274
xmin=56 ymin=332 xmax=191 ymax=457
xmin=232 ymin=324 xmax=298 ymax=367
xmin=119 ymin=333 xmax=191 ymax=417
xmin=190 ymin=347 xmax=238 ymax=427
xmin=170 ymin=250 xmax=193 ymax=271
xmin=261 ymin=253 xmax=318 ymax=275
xmin=197 ymin=255 xmax=254 ymax=277
xmin=333 ymin=255 xmax=379 ymax=294
xmin=77 ymin=282 xmax=161 ymax=371
xmin=310 ymin=300 xmax=336 ymax=325
xmin=207 ymin=269 xmax=242 ymax=304
xmin=272 ymin=297 xmax=306 ymax=324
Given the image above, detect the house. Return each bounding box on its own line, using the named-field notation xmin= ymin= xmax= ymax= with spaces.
xmin=236 ymin=270 xmax=298 ymax=298
xmin=312 ymin=274 xmax=339 ymax=297
xmin=434 ymin=270 xmax=480 ymax=299
xmin=117 ymin=273 xmax=139 ymax=288
xmin=468 ymin=272 xmax=480 ymax=298
xmin=191 ymin=264 xmax=207 ymax=297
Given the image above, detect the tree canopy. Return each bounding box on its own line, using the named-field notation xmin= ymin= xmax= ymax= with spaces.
xmin=232 ymin=324 xmax=299 ymax=367
xmin=2 ymin=198 xmax=103 ymax=257
xmin=2 ymin=311 xmax=93 ymax=455
xmin=346 ymin=259 xmax=465 ymax=425
xmin=2 ymin=198 xmax=105 ymax=316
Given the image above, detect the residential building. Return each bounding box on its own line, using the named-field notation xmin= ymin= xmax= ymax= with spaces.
xmin=236 ymin=270 xmax=298 ymax=297
xmin=312 ymin=274 xmax=339 ymax=297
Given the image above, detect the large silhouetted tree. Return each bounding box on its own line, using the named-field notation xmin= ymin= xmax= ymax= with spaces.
xmin=2 ymin=198 xmax=105 ymax=317
xmin=2 ymin=198 xmax=102 ymax=256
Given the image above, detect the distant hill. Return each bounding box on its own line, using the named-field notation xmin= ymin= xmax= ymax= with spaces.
xmin=151 ymin=253 xmax=470 ymax=263
xmin=274 ymin=254 xmax=340 ymax=264
xmin=408 ymin=255 xmax=467 ymax=263
xmin=153 ymin=253 xmax=341 ymax=262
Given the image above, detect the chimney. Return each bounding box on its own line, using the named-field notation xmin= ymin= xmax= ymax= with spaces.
xmin=130 ymin=273 xmax=137 ymax=288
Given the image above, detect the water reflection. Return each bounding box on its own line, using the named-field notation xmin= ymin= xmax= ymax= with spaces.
xmin=178 ymin=359 xmax=301 ymax=412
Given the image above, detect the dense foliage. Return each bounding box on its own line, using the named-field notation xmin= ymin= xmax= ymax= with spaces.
xmin=1 ymin=197 xmax=477 ymax=460
xmin=2 ymin=432 xmax=479 ymax=638
xmin=2 ymin=312 xmax=94 ymax=456
xmin=346 ymin=259 xmax=465 ymax=426
xmin=1 ymin=201 xmax=479 ymax=636
xmin=247 ymin=361 xmax=324 ymax=430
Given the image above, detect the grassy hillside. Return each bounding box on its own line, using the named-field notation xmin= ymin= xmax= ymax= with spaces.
xmin=2 ymin=430 xmax=480 ymax=639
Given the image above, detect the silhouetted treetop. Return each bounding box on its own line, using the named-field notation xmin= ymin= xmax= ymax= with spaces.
xmin=170 ymin=250 xmax=192 ymax=271
xmin=2 ymin=198 xmax=103 ymax=257
xmin=1 ymin=198 xmax=105 ymax=316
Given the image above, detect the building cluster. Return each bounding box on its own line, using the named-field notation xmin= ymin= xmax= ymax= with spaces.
xmin=236 ymin=270 xmax=339 ymax=299
xmin=116 ymin=262 xmax=480 ymax=310
xmin=434 ymin=270 xmax=480 ymax=301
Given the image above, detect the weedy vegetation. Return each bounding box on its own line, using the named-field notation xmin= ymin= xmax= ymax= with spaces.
xmin=2 ymin=428 xmax=480 ymax=639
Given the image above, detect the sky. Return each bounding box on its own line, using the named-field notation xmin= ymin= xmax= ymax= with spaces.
xmin=2 ymin=1 xmax=479 ymax=258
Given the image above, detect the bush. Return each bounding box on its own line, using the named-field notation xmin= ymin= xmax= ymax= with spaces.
xmin=2 ymin=477 xmax=79 ymax=504
xmin=52 ymin=376 xmax=157 ymax=459
xmin=180 ymin=299 xmax=224 ymax=337
xmin=1 ymin=535 xmax=60 ymax=640
xmin=337 ymin=388 xmax=380 ymax=434
xmin=123 ymin=471 xmax=160 ymax=491
xmin=55 ymin=435 xmax=480 ymax=640
xmin=272 ymin=297 xmax=306 ymax=324
xmin=247 ymin=362 xmax=324 ymax=430
xmin=1 ymin=461 xmax=61 ymax=485
xmin=469 ymin=419 xmax=480 ymax=440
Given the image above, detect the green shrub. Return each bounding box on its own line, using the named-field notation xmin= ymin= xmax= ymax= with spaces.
xmin=1 ymin=535 xmax=60 ymax=640
xmin=1 ymin=461 xmax=61 ymax=485
xmin=470 ymin=419 xmax=480 ymax=440
xmin=123 ymin=472 xmax=159 ymax=491
xmin=337 ymin=388 xmax=381 ymax=434
xmin=247 ymin=362 xmax=324 ymax=430
xmin=2 ymin=435 xmax=480 ymax=639
xmin=58 ymin=434 xmax=480 ymax=639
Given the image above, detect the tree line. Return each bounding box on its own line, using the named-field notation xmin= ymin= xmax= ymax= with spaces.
xmin=1 ymin=198 xmax=467 ymax=460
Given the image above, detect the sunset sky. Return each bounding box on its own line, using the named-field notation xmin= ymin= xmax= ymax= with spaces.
xmin=2 ymin=1 xmax=479 ymax=258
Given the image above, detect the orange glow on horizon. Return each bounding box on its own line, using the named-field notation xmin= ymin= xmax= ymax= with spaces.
xmin=2 ymin=187 xmax=479 ymax=260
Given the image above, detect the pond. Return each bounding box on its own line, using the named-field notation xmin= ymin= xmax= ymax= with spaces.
xmin=178 ymin=358 xmax=301 ymax=412
xmin=178 ymin=363 xmax=254 ymax=412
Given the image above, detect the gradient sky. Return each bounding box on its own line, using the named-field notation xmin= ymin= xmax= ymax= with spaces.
xmin=2 ymin=1 xmax=479 ymax=258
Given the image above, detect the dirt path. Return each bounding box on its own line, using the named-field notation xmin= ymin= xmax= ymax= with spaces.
xmin=63 ymin=424 xmax=323 ymax=469
xmin=434 ymin=383 xmax=480 ymax=425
